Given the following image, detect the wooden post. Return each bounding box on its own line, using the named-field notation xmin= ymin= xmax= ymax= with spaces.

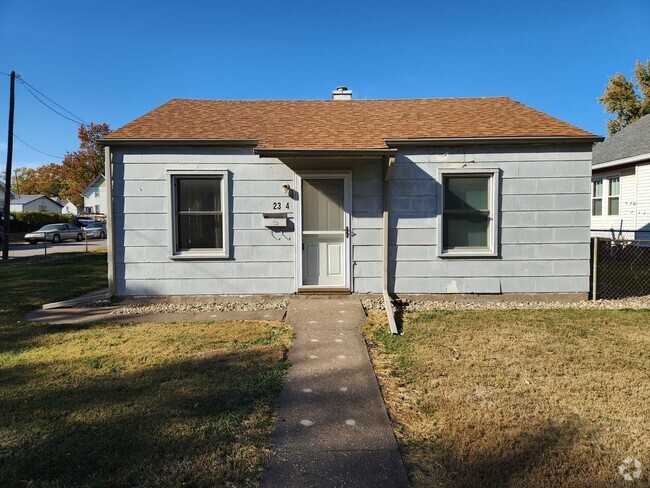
xmin=592 ymin=237 xmax=598 ymax=301
xmin=2 ymin=71 xmax=15 ymax=260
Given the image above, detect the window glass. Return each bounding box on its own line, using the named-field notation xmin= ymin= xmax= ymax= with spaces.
xmin=302 ymin=179 xmax=344 ymax=231
xmin=592 ymin=199 xmax=602 ymax=216
xmin=175 ymin=177 xmax=223 ymax=251
xmin=443 ymin=176 xmax=490 ymax=250
xmin=592 ymin=180 xmax=603 ymax=197
xmin=608 ymin=198 xmax=619 ymax=215
xmin=444 ymin=177 xmax=489 ymax=211
xmin=609 ymin=178 xmax=619 ymax=196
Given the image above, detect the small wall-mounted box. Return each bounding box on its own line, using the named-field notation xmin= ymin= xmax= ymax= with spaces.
xmin=263 ymin=213 xmax=288 ymax=228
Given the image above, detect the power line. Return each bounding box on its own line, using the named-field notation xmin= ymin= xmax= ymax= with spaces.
xmin=15 ymin=75 xmax=87 ymax=126
xmin=13 ymin=133 xmax=64 ymax=160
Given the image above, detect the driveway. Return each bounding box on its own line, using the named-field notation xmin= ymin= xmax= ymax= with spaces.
xmin=8 ymin=239 xmax=107 ymax=258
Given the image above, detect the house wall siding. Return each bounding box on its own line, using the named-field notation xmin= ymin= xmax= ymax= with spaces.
xmin=635 ymin=162 xmax=650 ymax=232
xmin=387 ymin=144 xmax=593 ymax=294
xmin=113 ymin=144 xmax=592 ymax=296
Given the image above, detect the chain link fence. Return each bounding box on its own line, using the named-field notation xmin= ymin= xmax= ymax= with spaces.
xmin=590 ymin=229 xmax=650 ymax=299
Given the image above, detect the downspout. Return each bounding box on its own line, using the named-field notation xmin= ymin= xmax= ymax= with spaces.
xmin=383 ymin=156 xmax=399 ymax=334
xmin=104 ymin=145 xmax=115 ymax=299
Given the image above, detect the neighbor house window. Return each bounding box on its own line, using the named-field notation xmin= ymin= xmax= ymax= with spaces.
xmin=592 ymin=180 xmax=603 ymax=216
xmin=607 ymin=177 xmax=619 ymax=215
xmin=169 ymin=171 xmax=229 ymax=259
xmin=437 ymin=168 xmax=499 ymax=257
xmin=38 ymin=205 xmax=47 ymax=211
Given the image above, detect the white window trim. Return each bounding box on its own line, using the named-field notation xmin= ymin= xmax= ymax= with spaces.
xmin=437 ymin=168 xmax=500 ymax=258
xmin=606 ymin=176 xmax=620 ymax=216
xmin=591 ymin=178 xmax=603 ymax=216
xmin=167 ymin=170 xmax=230 ymax=260
xmin=591 ymin=173 xmax=622 ymax=216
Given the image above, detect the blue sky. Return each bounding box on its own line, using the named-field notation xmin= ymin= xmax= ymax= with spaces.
xmin=0 ymin=0 xmax=648 ymax=170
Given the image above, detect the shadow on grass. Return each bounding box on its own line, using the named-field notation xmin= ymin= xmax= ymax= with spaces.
xmin=0 ymin=345 xmax=288 ymax=487
xmin=407 ymin=420 xmax=582 ymax=487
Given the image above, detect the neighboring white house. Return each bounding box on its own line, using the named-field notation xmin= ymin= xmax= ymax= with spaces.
xmin=61 ymin=199 xmax=78 ymax=215
xmin=0 ymin=180 xmax=16 ymax=211
xmin=100 ymin=90 xmax=602 ymax=298
xmin=591 ymin=114 xmax=650 ymax=238
xmin=10 ymin=194 xmax=63 ymax=213
xmin=82 ymin=174 xmax=107 ymax=214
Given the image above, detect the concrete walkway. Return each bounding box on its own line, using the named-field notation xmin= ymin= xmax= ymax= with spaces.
xmin=261 ymin=297 xmax=410 ymax=488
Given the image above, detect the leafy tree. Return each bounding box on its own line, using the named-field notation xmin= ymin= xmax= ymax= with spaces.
xmin=14 ymin=163 xmax=63 ymax=197
xmin=599 ymin=59 xmax=650 ymax=135
xmin=60 ymin=123 xmax=110 ymax=208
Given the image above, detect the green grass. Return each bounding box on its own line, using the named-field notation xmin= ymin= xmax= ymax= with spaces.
xmin=364 ymin=309 xmax=650 ymax=487
xmin=0 ymin=252 xmax=108 ymax=320
xmin=0 ymin=253 xmax=292 ymax=487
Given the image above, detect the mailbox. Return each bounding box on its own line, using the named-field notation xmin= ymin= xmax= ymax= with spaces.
xmin=263 ymin=213 xmax=288 ymax=228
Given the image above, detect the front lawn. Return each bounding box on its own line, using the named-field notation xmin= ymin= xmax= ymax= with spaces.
xmin=0 ymin=254 xmax=291 ymax=487
xmin=364 ymin=309 xmax=650 ymax=487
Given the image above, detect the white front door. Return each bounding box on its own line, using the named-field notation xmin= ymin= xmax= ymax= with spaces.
xmin=298 ymin=174 xmax=350 ymax=289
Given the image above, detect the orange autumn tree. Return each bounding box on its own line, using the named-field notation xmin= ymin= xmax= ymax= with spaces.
xmin=14 ymin=163 xmax=64 ymax=197
xmin=60 ymin=123 xmax=110 ymax=208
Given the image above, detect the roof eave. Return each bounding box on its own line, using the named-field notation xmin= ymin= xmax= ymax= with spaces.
xmin=98 ymin=138 xmax=261 ymax=147
xmin=254 ymin=148 xmax=398 ymax=158
xmin=384 ymin=135 xmax=604 ymax=146
xmin=592 ymin=152 xmax=650 ymax=170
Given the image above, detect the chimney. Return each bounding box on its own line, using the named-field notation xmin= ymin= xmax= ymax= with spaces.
xmin=332 ymin=86 xmax=352 ymax=100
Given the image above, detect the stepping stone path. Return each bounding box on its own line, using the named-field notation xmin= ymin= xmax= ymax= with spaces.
xmin=261 ymin=298 xmax=409 ymax=487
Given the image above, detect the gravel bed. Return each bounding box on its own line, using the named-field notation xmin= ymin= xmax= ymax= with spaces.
xmin=361 ymin=296 xmax=650 ymax=311
xmin=107 ymin=298 xmax=289 ymax=315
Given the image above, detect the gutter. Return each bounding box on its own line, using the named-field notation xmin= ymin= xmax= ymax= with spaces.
xmin=97 ymin=138 xmax=260 ymax=147
xmin=592 ymin=152 xmax=650 ymax=171
xmin=384 ymin=135 xmax=603 ymax=146
xmin=255 ymin=148 xmax=397 ymax=158
xmin=382 ymin=156 xmax=399 ymax=335
xmin=104 ymin=145 xmax=116 ymax=300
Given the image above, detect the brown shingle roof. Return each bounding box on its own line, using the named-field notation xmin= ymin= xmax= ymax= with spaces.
xmin=104 ymin=97 xmax=596 ymax=149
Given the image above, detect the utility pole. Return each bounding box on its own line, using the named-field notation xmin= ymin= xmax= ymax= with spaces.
xmin=2 ymin=71 xmax=15 ymax=260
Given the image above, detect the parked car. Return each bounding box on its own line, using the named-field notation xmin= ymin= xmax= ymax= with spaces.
xmin=83 ymin=222 xmax=107 ymax=239
xmin=25 ymin=223 xmax=84 ymax=244
xmin=74 ymin=218 xmax=95 ymax=228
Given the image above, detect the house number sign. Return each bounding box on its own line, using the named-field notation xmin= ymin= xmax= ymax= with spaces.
xmin=272 ymin=202 xmax=291 ymax=210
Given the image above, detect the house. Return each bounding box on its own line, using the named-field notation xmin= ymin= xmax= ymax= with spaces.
xmin=100 ymin=89 xmax=602 ymax=298
xmin=10 ymin=194 xmax=63 ymax=213
xmin=82 ymin=174 xmax=106 ymax=214
xmin=0 ymin=180 xmax=16 ymax=211
xmin=591 ymin=114 xmax=650 ymax=238
xmin=61 ymin=199 xmax=78 ymax=215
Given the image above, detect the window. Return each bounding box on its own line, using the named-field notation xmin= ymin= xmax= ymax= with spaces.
xmin=94 ymin=188 xmax=100 ymax=197
xmin=38 ymin=205 xmax=47 ymax=211
xmin=607 ymin=177 xmax=619 ymax=215
xmin=592 ymin=180 xmax=603 ymax=216
xmin=95 ymin=205 xmax=101 ymax=214
xmin=438 ymin=168 xmax=499 ymax=257
xmin=168 ymin=171 xmax=229 ymax=259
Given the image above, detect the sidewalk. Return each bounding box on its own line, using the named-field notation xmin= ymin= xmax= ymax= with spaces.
xmin=261 ymin=297 xmax=409 ymax=487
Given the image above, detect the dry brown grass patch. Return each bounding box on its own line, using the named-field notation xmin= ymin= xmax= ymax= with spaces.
xmin=363 ymin=309 xmax=650 ymax=487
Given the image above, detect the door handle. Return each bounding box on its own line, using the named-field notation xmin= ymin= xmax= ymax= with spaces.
xmin=345 ymin=226 xmax=350 ymax=238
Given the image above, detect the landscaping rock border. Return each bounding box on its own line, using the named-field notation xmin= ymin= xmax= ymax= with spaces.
xmin=361 ymin=296 xmax=650 ymax=311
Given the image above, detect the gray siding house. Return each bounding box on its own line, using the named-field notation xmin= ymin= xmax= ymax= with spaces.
xmin=101 ymin=90 xmax=602 ymax=298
